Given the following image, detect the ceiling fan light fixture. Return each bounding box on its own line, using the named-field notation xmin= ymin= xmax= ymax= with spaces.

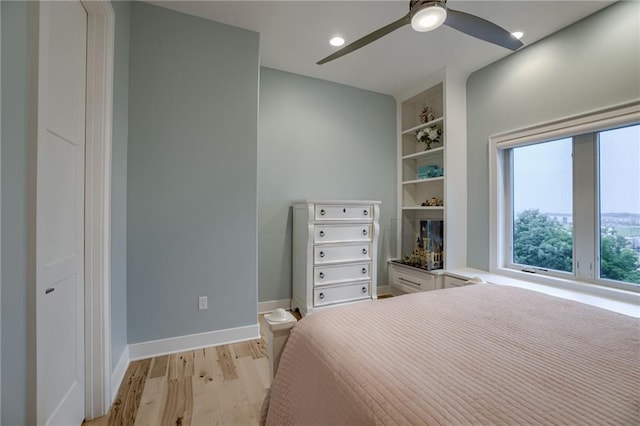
xmin=411 ymin=3 xmax=447 ymax=32
xmin=329 ymin=36 xmax=345 ymax=47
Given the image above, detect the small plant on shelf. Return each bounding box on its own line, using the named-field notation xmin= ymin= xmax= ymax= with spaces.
xmin=416 ymin=125 xmax=442 ymax=150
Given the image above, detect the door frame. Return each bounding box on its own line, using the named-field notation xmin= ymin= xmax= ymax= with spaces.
xmin=25 ymin=1 xmax=114 ymax=421
xmin=0 ymin=3 xmax=3 ymax=423
xmin=83 ymin=0 xmax=114 ymax=419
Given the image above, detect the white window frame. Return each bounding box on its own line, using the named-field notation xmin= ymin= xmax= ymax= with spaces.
xmin=502 ymin=138 xmax=577 ymax=281
xmin=489 ymin=100 xmax=640 ymax=297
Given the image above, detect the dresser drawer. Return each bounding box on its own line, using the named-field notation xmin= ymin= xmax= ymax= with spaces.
xmin=314 ymin=281 xmax=370 ymax=307
xmin=390 ymin=265 xmax=437 ymax=292
xmin=314 ymin=243 xmax=372 ymax=264
xmin=315 ymin=204 xmax=373 ymax=221
xmin=314 ymin=262 xmax=371 ymax=285
xmin=314 ymin=224 xmax=372 ymax=243
xmin=443 ymin=275 xmax=468 ymax=289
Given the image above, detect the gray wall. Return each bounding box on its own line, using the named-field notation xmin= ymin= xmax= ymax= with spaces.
xmin=126 ymin=3 xmax=260 ymax=343
xmin=111 ymin=0 xmax=130 ymax=370
xmin=258 ymin=68 xmax=397 ymax=302
xmin=466 ymin=1 xmax=640 ymax=270
xmin=1 ymin=2 xmax=29 ymax=424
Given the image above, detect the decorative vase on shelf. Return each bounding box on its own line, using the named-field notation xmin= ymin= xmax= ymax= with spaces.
xmin=416 ymin=125 xmax=442 ymax=151
xmin=418 ymin=105 xmax=434 ymax=124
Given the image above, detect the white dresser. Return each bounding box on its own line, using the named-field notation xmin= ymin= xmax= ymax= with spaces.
xmin=292 ymin=200 xmax=380 ymax=316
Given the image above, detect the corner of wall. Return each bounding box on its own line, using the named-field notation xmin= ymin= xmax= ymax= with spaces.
xmin=110 ymin=345 xmax=129 ymax=404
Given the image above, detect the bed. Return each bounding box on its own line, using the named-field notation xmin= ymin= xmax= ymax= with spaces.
xmin=261 ymin=283 xmax=639 ymax=425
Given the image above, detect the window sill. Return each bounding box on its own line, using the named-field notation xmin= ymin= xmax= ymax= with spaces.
xmin=445 ymin=267 xmax=640 ymax=318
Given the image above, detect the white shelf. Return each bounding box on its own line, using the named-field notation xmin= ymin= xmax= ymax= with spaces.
xmin=402 ymin=146 xmax=444 ymax=160
xmin=402 ymin=206 xmax=444 ymax=211
xmin=397 ymin=71 xmax=467 ymax=275
xmin=402 ymin=176 xmax=444 ymax=185
xmin=401 ymin=117 xmax=444 ymax=135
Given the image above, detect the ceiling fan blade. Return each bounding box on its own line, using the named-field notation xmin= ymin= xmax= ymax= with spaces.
xmin=444 ymin=8 xmax=523 ymax=51
xmin=317 ymin=13 xmax=411 ymax=65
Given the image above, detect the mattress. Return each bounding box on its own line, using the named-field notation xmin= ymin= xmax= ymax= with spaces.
xmin=261 ymin=283 xmax=639 ymax=425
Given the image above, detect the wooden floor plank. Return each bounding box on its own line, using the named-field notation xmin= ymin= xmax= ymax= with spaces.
xmin=217 ymin=379 xmax=260 ymax=425
xmin=216 ymin=346 xmax=239 ymax=382
xmin=110 ymin=359 xmax=152 ymax=426
xmin=253 ymin=357 xmax=271 ymax=390
xmin=194 ymin=347 xmax=224 ymax=384
xmin=160 ymin=376 xmax=193 ymax=426
xmin=235 ymin=357 xmax=269 ymax=406
xmin=167 ymin=351 xmax=195 ymax=381
xmin=102 ymin=317 xmax=274 ymax=426
xmin=149 ymin=355 xmax=169 ymax=379
xmin=233 ymin=341 xmax=252 ymax=358
xmin=248 ymin=339 xmax=267 ymax=359
xmin=134 ymin=377 xmax=168 ymax=426
xmin=83 ymin=414 xmax=109 ymax=426
xmin=191 ymin=374 xmax=224 ymax=425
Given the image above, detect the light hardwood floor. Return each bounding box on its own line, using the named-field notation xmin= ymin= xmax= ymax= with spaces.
xmin=86 ymin=301 xmax=396 ymax=426
xmin=86 ymin=316 xmax=274 ymax=426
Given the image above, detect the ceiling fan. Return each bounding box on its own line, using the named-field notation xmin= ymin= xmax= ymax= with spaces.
xmin=317 ymin=0 xmax=523 ymax=65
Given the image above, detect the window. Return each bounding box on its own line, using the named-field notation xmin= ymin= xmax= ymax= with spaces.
xmin=598 ymin=125 xmax=640 ymax=285
xmin=511 ymin=139 xmax=573 ymax=274
xmin=491 ymin=102 xmax=640 ymax=292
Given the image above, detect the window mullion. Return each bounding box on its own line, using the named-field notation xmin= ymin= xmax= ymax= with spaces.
xmin=573 ymin=133 xmax=597 ymax=280
xmin=504 ymin=149 xmax=514 ymax=268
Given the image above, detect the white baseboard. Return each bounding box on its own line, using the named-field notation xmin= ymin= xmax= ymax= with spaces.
xmin=128 ymin=324 xmax=260 ymax=361
xmin=377 ymin=285 xmax=391 ymax=296
xmin=258 ymin=298 xmax=291 ymax=314
xmin=111 ymin=346 xmax=130 ymax=403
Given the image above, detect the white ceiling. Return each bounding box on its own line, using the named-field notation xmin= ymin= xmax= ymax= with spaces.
xmin=147 ymin=0 xmax=614 ymax=98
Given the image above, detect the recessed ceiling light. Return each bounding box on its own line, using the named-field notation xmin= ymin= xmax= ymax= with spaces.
xmin=511 ymin=31 xmax=524 ymax=40
xmin=330 ymin=36 xmax=345 ymax=47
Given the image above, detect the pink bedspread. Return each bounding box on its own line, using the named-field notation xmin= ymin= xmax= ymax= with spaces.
xmin=261 ymin=284 xmax=639 ymax=425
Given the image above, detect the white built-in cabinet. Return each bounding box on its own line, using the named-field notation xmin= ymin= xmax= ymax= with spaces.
xmin=390 ymin=69 xmax=468 ymax=294
xmin=292 ymin=200 xmax=380 ymax=316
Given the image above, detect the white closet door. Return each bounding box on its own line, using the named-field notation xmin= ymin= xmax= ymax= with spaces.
xmin=35 ymin=1 xmax=87 ymax=424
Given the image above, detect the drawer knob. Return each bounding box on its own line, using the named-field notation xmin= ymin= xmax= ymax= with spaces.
xmin=362 ymin=268 xmax=367 ymax=274
xmin=363 ymin=209 xmax=368 ymax=216
xmin=362 ymin=248 xmax=367 ymax=255
xmin=319 ymin=292 xmax=325 ymax=300
xmin=343 ymin=208 xmax=346 ymax=213
xmin=320 ymin=209 xmax=326 ymax=216
xmin=319 ymin=272 xmax=325 ymax=279
xmin=319 ymin=251 xmax=325 ymax=258
xmin=361 ymin=286 xmax=367 ymax=293
xmin=362 ymin=229 xmax=368 ymax=236
xmin=319 ymin=230 xmax=325 ymax=237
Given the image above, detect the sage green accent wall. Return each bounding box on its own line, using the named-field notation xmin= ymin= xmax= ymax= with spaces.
xmin=466 ymin=2 xmax=640 ymax=270
xmin=111 ymin=0 xmax=130 ymax=370
xmin=127 ymin=3 xmax=259 ymax=343
xmin=258 ymin=67 xmax=397 ymax=302
xmin=1 ymin=2 xmax=29 ymax=423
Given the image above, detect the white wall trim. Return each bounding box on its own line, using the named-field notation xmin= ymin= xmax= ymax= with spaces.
xmin=128 ymin=324 xmax=260 ymax=361
xmin=110 ymin=346 xmax=129 ymax=404
xmin=25 ymin=4 xmax=39 ymax=423
xmin=0 ymin=3 xmax=3 ymax=421
xmin=82 ymin=0 xmax=115 ymax=420
xmin=377 ymin=285 xmax=391 ymax=296
xmin=258 ymin=299 xmax=291 ymax=314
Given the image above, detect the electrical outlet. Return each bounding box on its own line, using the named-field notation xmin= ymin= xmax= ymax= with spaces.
xmin=198 ymin=296 xmax=208 ymax=310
